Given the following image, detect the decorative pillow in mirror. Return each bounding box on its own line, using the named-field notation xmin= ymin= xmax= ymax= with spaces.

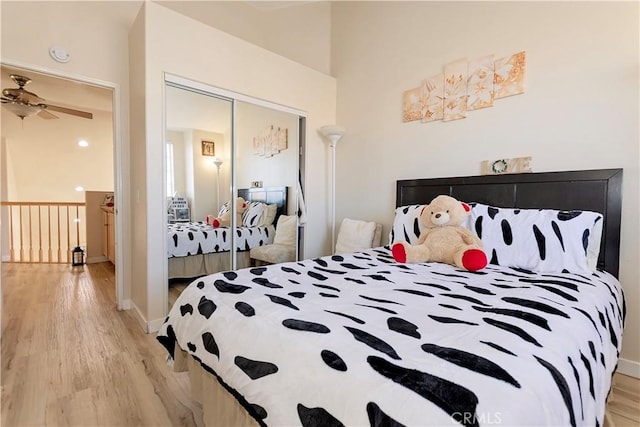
xmin=259 ymin=204 xmax=278 ymax=226
xmin=243 ymin=202 xmax=267 ymax=227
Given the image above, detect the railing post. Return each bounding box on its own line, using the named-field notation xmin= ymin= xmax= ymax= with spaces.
xmin=66 ymin=206 xmax=71 ymax=263
xmin=57 ymin=205 xmax=62 ymax=263
xmin=47 ymin=206 xmax=52 ymax=263
xmin=28 ymin=206 xmax=33 ymax=262
xmin=9 ymin=205 xmax=15 ymax=262
xmin=19 ymin=205 xmax=24 ymax=262
xmin=38 ymin=206 xmax=43 ymax=262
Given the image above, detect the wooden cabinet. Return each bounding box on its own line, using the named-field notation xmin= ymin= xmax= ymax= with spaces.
xmin=102 ymin=207 xmax=116 ymax=265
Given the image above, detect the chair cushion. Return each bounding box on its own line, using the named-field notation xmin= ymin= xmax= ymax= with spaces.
xmin=335 ymin=218 xmax=377 ymax=254
xmin=250 ymin=244 xmax=296 ymax=264
xmin=273 ymin=215 xmax=297 ymax=246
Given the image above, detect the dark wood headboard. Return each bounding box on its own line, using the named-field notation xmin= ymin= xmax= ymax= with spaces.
xmin=238 ymin=186 xmax=288 ymax=223
xmin=397 ymin=169 xmax=623 ymax=277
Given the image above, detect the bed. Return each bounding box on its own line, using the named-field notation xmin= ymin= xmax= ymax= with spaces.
xmin=168 ymin=186 xmax=288 ymax=279
xmin=157 ymin=169 xmax=625 ymax=427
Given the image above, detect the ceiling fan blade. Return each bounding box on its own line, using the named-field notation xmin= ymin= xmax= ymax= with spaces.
xmin=2 ymin=88 xmax=44 ymax=104
xmin=1 ymin=97 xmax=13 ymax=103
xmin=37 ymin=109 xmax=58 ymax=120
xmin=44 ymin=104 xmax=93 ymax=119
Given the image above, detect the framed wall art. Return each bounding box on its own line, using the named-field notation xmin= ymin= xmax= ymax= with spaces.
xmin=201 ymin=140 xmax=215 ymax=157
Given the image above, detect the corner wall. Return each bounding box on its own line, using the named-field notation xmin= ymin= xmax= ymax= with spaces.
xmin=130 ymin=2 xmax=337 ymax=330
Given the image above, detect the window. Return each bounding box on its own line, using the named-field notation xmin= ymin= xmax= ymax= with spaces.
xmin=166 ymin=142 xmax=175 ymax=197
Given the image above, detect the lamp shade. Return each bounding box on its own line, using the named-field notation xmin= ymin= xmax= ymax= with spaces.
xmin=320 ymin=125 xmax=345 ymax=144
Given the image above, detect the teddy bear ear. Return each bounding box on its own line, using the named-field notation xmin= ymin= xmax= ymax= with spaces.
xmin=461 ymin=202 xmax=471 ymax=212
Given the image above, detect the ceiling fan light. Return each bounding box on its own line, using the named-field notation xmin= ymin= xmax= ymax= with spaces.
xmin=77 ymin=139 xmax=89 ymax=147
xmin=2 ymin=102 xmax=40 ymax=119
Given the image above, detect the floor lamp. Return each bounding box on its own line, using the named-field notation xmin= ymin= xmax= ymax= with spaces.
xmin=320 ymin=125 xmax=345 ymax=253
xmin=213 ymin=158 xmax=223 ymax=209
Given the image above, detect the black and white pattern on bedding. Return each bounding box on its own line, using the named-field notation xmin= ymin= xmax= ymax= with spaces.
xmin=157 ymin=247 xmax=624 ymax=427
xmin=168 ymin=222 xmax=275 ymax=258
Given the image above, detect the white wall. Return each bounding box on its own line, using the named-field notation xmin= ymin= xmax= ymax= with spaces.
xmin=157 ymin=0 xmax=331 ymax=74
xmin=332 ymin=2 xmax=639 ymax=374
xmin=130 ymin=2 xmax=336 ymax=329
xmin=129 ymin=4 xmax=147 ymax=315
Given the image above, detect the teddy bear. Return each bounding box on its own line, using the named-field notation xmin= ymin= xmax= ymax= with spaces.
xmin=391 ymin=195 xmax=487 ymax=271
xmin=207 ymin=197 xmax=248 ymax=228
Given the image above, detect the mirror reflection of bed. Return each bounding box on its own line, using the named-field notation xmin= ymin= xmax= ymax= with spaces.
xmin=167 ymin=186 xmax=289 ymax=308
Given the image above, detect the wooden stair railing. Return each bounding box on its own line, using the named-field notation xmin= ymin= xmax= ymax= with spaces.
xmin=1 ymin=202 xmax=86 ymax=263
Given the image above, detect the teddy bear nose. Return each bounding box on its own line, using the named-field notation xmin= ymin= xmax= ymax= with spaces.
xmin=435 ymin=213 xmax=441 ymax=219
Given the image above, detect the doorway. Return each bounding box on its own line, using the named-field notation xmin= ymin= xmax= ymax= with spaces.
xmin=0 ymin=62 xmax=123 ymax=308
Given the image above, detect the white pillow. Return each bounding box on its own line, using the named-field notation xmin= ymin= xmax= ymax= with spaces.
xmin=586 ymin=219 xmax=603 ymax=271
xmin=464 ymin=203 xmax=603 ymax=273
xmin=273 ymin=215 xmax=297 ymax=246
xmin=388 ymin=205 xmax=425 ymax=245
xmin=259 ymin=204 xmax=278 ymax=226
xmin=242 ymin=202 xmax=266 ymax=227
xmin=335 ymin=218 xmax=377 ymax=254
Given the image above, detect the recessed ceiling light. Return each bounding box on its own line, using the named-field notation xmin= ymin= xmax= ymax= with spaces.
xmin=75 ymin=186 xmax=84 ymax=192
xmin=78 ymin=139 xmax=89 ymax=147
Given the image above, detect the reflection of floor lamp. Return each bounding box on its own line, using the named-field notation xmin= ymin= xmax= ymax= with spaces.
xmin=320 ymin=125 xmax=345 ymax=253
xmin=213 ymin=158 xmax=223 ymax=209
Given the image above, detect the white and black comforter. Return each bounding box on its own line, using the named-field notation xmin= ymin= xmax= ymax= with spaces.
xmin=157 ymin=247 xmax=625 ymax=427
xmin=168 ymin=222 xmax=275 ymax=258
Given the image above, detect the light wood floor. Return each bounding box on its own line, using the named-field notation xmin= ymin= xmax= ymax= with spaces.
xmin=2 ymin=263 xmax=639 ymax=426
xmin=1 ymin=262 xmax=204 ymax=426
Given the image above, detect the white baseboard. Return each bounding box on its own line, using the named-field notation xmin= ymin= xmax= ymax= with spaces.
xmin=118 ymin=299 xmax=131 ymax=311
xmin=130 ymin=301 xmax=148 ymax=332
xmin=617 ymin=358 xmax=640 ymax=378
xmin=1 ymin=255 xmax=9 ymax=262
xmin=86 ymin=256 xmax=108 ymax=264
xmin=129 ymin=300 xmax=165 ymax=334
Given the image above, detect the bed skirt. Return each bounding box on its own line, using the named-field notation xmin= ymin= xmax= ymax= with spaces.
xmin=168 ymin=251 xmax=252 ymax=280
xmin=174 ymin=348 xmax=258 ymax=427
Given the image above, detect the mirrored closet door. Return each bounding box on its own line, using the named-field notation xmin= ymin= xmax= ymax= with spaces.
xmin=165 ymin=84 xmax=233 ymax=279
xmin=164 ymin=77 xmax=303 ymax=290
xmin=235 ymin=100 xmax=300 ymax=267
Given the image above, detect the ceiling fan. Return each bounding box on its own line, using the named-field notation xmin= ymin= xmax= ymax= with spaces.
xmin=1 ymin=74 xmax=93 ymax=120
